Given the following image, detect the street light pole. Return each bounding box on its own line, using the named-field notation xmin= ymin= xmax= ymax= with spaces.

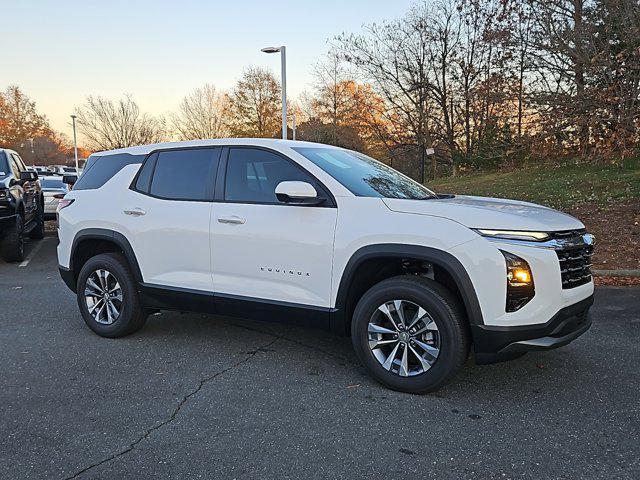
xmin=70 ymin=114 xmax=78 ymax=171
xmin=261 ymin=45 xmax=287 ymax=140
xmin=292 ymin=113 xmax=296 ymax=141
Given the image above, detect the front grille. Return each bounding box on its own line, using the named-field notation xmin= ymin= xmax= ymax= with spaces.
xmin=553 ymin=230 xmax=594 ymax=289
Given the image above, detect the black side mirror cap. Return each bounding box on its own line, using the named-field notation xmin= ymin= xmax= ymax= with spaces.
xmin=19 ymin=170 xmax=38 ymax=182
xmin=275 ymin=193 xmax=327 ymax=206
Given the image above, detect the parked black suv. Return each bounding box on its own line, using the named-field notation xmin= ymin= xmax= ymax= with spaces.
xmin=0 ymin=148 xmax=45 ymax=261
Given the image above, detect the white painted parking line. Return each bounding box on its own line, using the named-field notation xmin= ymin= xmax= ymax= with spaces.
xmin=18 ymin=237 xmax=50 ymax=268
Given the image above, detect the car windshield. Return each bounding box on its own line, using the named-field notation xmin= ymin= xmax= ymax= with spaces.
xmin=0 ymin=153 xmax=9 ymax=179
xmin=63 ymin=167 xmax=76 ymax=172
xmin=41 ymin=178 xmax=66 ymax=189
xmin=292 ymin=147 xmax=436 ymax=200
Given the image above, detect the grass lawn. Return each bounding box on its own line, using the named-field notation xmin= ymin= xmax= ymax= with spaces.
xmin=429 ymin=158 xmax=639 ymax=210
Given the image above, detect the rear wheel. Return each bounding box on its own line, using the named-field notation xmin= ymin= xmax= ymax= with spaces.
xmin=76 ymin=253 xmax=148 ymax=337
xmin=351 ymin=275 xmax=469 ymax=393
xmin=0 ymin=213 xmax=25 ymax=262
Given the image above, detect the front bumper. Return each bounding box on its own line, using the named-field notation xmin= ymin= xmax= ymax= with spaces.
xmin=472 ymin=295 xmax=593 ymax=364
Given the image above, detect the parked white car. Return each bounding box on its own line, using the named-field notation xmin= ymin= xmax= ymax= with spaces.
xmin=56 ymin=139 xmax=594 ymax=392
xmin=39 ymin=176 xmax=70 ymax=218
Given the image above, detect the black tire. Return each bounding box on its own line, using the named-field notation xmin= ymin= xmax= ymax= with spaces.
xmin=0 ymin=213 xmax=25 ymax=262
xmin=29 ymin=199 xmax=45 ymax=240
xmin=351 ymin=275 xmax=470 ymax=394
xmin=76 ymin=252 xmax=148 ymax=338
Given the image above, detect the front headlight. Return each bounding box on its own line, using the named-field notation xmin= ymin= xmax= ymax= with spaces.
xmin=501 ymin=250 xmax=535 ymax=312
xmin=475 ymin=229 xmax=550 ymax=242
xmin=0 ymin=188 xmax=7 ymax=200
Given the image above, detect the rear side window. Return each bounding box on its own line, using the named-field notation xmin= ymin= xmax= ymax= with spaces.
xmin=134 ymin=153 xmax=157 ymax=193
xmin=148 ymin=148 xmax=220 ymax=201
xmin=224 ymin=148 xmax=318 ymax=204
xmin=41 ymin=178 xmax=67 ymax=189
xmin=74 ymin=153 xmax=145 ymax=191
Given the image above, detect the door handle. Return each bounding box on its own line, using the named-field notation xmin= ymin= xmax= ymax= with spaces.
xmin=217 ymin=215 xmax=246 ymax=225
xmin=124 ymin=208 xmax=146 ymax=216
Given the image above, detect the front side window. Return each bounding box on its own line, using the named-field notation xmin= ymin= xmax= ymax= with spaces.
xmin=12 ymin=154 xmax=26 ymax=172
xmin=293 ymin=147 xmax=436 ymax=200
xmin=9 ymin=155 xmax=23 ymax=177
xmin=224 ymin=148 xmax=319 ymax=204
xmin=149 ymin=148 xmax=219 ymax=201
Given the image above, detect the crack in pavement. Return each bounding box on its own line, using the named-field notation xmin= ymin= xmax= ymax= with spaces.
xmin=226 ymin=321 xmax=359 ymax=367
xmin=63 ymin=336 xmax=280 ymax=480
xmin=64 ymin=319 xmax=356 ymax=479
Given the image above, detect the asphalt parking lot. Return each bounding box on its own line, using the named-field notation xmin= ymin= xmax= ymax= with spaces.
xmin=1 ymin=229 xmax=639 ymax=480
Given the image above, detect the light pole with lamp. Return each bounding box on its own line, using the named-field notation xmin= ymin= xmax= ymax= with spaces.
xmin=261 ymin=45 xmax=287 ymax=139
xmin=70 ymin=114 xmax=79 ymax=171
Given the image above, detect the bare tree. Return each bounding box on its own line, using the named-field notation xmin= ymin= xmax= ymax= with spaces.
xmin=171 ymin=84 xmax=228 ymax=140
xmin=336 ymin=3 xmax=437 ymax=181
xmin=586 ymin=0 xmax=640 ymax=156
xmin=226 ymin=67 xmax=281 ymax=137
xmin=75 ymin=95 xmax=165 ymax=150
xmin=528 ymin=0 xmax=595 ymax=155
xmin=312 ymin=49 xmax=352 ymax=127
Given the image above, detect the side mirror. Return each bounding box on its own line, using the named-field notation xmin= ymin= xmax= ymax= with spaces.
xmin=19 ymin=170 xmax=38 ymax=182
xmin=275 ymin=181 xmax=325 ymax=206
xmin=62 ymin=175 xmax=78 ymax=186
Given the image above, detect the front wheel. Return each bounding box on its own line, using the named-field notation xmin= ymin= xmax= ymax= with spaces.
xmin=0 ymin=213 xmax=25 ymax=262
xmin=76 ymin=253 xmax=148 ymax=337
xmin=351 ymin=275 xmax=470 ymax=393
xmin=29 ymin=200 xmax=45 ymax=239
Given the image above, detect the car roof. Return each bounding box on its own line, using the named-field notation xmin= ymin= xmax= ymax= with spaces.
xmin=92 ymin=138 xmax=338 ymax=157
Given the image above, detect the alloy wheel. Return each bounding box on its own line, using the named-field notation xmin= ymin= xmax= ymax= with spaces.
xmin=367 ymin=299 xmax=441 ymax=377
xmin=84 ymin=269 xmax=123 ymax=325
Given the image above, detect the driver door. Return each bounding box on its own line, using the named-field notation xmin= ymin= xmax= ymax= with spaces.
xmin=210 ymin=147 xmax=337 ymax=311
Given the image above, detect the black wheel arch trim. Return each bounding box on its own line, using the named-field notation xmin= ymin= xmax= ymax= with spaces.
xmin=65 ymin=228 xmax=144 ymax=292
xmin=330 ymin=244 xmax=484 ymax=335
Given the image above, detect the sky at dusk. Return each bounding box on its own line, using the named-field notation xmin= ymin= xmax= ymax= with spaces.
xmin=3 ymin=0 xmax=416 ymax=139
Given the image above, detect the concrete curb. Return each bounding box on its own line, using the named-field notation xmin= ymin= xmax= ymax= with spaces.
xmin=593 ymin=269 xmax=640 ymax=278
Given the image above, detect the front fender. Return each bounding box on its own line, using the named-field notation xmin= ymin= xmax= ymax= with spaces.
xmin=330 ymin=243 xmax=484 ymax=335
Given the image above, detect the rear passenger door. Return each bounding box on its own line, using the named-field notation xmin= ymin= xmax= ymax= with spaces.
xmin=210 ymin=147 xmax=337 ymax=309
xmin=121 ymin=147 xmax=221 ymax=292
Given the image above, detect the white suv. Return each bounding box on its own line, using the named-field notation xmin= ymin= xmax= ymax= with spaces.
xmin=57 ymin=139 xmax=595 ymax=392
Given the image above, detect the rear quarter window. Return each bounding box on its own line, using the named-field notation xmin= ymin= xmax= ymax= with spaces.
xmin=73 ymin=153 xmax=145 ymax=191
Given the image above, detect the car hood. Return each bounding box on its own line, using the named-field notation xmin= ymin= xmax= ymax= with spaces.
xmin=382 ymin=195 xmax=584 ymax=231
